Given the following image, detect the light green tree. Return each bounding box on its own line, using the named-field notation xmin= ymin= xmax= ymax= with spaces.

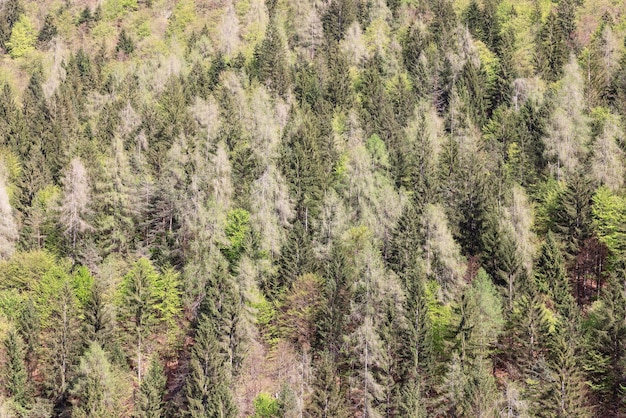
xmin=6 ymin=14 xmax=35 ymax=58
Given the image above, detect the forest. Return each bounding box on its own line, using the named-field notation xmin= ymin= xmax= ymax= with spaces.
xmin=0 ymin=0 xmax=626 ymax=416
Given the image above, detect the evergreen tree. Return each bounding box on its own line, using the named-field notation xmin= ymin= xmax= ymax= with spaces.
xmin=118 ymin=258 xmax=159 ymax=382
xmin=37 ymin=13 xmax=57 ymax=47
xmin=321 ymin=0 xmax=357 ymax=42
xmin=307 ymin=351 xmax=349 ymax=418
xmin=135 ymin=357 xmax=166 ymax=418
xmin=0 ymin=0 xmax=23 ymax=51
xmin=584 ymin=274 xmax=626 ymax=416
xmin=17 ymin=298 xmax=39 ymax=374
xmin=253 ymin=19 xmax=290 ymax=97
xmin=3 ymin=328 xmax=29 ymax=408
xmin=532 ymin=332 xmax=591 ymax=418
xmin=535 ymin=232 xmax=576 ymax=321
xmin=271 ymin=220 xmax=316 ymax=298
xmin=553 ymin=172 xmax=595 ymax=260
xmin=184 ymin=314 xmax=237 ymax=418
xmin=116 ymin=29 xmax=135 ymax=56
xmin=535 ymin=11 xmax=568 ymax=83
xmin=84 ymin=282 xmax=114 ymax=347
xmin=71 ymin=342 xmax=128 ymax=418
xmin=198 ymin=261 xmax=245 ymax=375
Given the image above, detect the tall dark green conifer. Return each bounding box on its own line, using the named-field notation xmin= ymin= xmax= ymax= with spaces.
xmin=135 ymin=357 xmax=167 ymax=418
xmin=584 ymin=274 xmax=626 ymax=416
xmin=535 ymin=232 xmax=576 ymax=320
xmin=184 ymin=315 xmax=237 ymax=418
xmin=307 ymin=351 xmax=349 ymax=417
xmin=3 ymin=328 xmax=29 ymax=408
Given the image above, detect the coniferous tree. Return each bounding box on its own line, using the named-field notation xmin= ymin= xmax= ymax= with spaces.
xmin=535 ymin=11 xmax=568 ymax=83
xmin=535 ymin=232 xmax=576 ymax=321
xmin=307 ymin=351 xmax=349 ymax=418
xmin=253 ymin=19 xmax=290 ymax=97
xmin=3 ymin=328 xmax=29 ymax=408
xmin=37 ymin=13 xmax=57 ymax=47
xmin=184 ymin=314 xmax=237 ymax=418
xmin=17 ymin=298 xmax=39 ymax=375
xmin=0 ymin=0 xmax=23 ymax=51
xmin=135 ymin=357 xmax=166 ymax=418
xmin=84 ymin=282 xmax=114 ymax=347
xmin=71 ymin=342 xmax=129 ymax=418
xmin=118 ymin=258 xmax=160 ymax=382
xmin=532 ymin=331 xmax=591 ymax=418
xmin=584 ymin=273 xmax=626 ymax=416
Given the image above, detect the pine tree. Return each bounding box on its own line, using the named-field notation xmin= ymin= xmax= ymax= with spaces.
xmin=198 ymin=260 xmax=245 ymax=375
xmin=535 ymin=11 xmax=568 ymax=83
xmin=321 ymin=0 xmax=356 ymax=42
xmin=184 ymin=314 xmax=237 ymax=418
xmin=37 ymin=13 xmax=57 ymax=47
xmin=135 ymin=357 xmax=166 ymax=418
xmin=17 ymin=298 xmax=39 ymax=374
xmin=271 ymin=220 xmax=316 ymax=298
xmin=116 ymin=29 xmax=135 ymax=56
xmin=553 ymin=172 xmax=594 ymax=260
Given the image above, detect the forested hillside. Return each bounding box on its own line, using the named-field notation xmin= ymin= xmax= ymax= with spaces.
xmin=0 ymin=0 xmax=626 ymax=416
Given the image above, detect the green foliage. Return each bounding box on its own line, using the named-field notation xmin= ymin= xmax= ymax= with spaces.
xmin=252 ymin=393 xmax=280 ymax=418
xmin=37 ymin=14 xmax=57 ymax=47
xmin=103 ymin=0 xmax=138 ymax=20
xmin=535 ymin=232 xmax=576 ymax=320
xmin=153 ymin=266 xmax=182 ymax=326
xmin=167 ymin=0 xmax=196 ymax=37
xmin=135 ymin=357 xmax=166 ymax=418
xmin=0 ymin=0 xmax=23 ymax=50
xmin=0 ymin=0 xmax=622 ymax=416
xmin=592 ymin=186 xmax=626 ymax=263
xmin=6 ymin=14 xmax=36 ymax=58
xmin=3 ymin=328 xmax=28 ymax=407
xmin=71 ymin=341 xmax=129 ymax=418
xmin=222 ymin=209 xmax=251 ymax=265
xmin=365 ymin=134 xmax=390 ymax=169
xmin=115 ymin=29 xmax=135 ymax=56
xmin=184 ymin=314 xmax=237 ymax=418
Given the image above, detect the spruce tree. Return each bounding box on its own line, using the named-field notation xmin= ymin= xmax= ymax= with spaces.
xmin=533 ymin=332 xmax=591 ymax=418
xmin=584 ymin=274 xmax=626 ymax=416
xmin=0 ymin=0 xmax=23 ymax=51
xmin=3 ymin=328 xmax=28 ymax=408
xmin=307 ymin=351 xmax=349 ymax=418
xmin=118 ymin=258 xmax=159 ymax=382
xmin=135 ymin=357 xmax=167 ymax=418
xmin=184 ymin=314 xmax=237 ymax=418
xmin=535 ymin=232 xmax=576 ymax=321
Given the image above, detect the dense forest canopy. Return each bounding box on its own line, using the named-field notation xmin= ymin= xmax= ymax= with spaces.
xmin=0 ymin=0 xmax=626 ymax=416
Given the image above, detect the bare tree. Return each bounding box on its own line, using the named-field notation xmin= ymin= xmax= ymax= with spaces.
xmin=59 ymin=158 xmax=92 ymax=249
xmin=0 ymin=163 xmax=18 ymax=259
